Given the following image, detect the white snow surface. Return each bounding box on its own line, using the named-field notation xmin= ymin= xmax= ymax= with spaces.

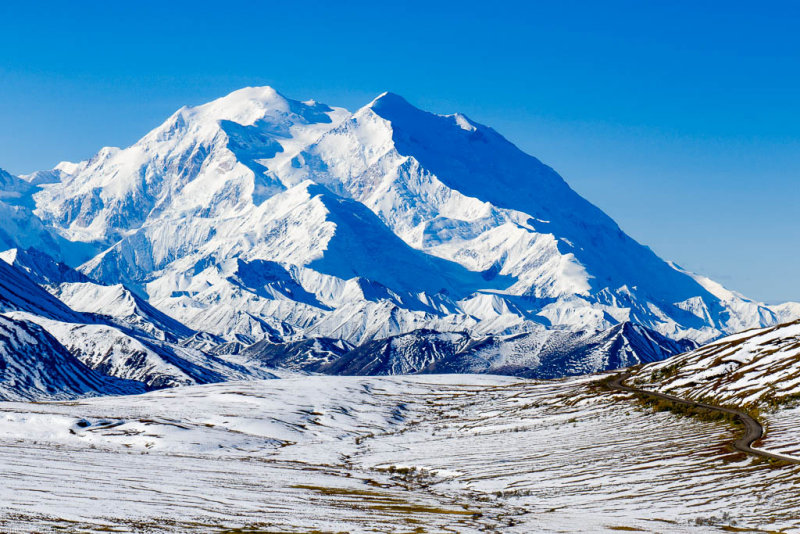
xmin=1 ymin=374 xmax=799 ymax=532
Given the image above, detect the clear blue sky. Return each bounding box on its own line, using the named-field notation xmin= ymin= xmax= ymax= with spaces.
xmin=1 ymin=1 xmax=798 ymax=303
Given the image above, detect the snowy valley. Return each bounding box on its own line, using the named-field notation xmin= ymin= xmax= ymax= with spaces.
xmin=2 ymin=371 xmax=800 ymax=532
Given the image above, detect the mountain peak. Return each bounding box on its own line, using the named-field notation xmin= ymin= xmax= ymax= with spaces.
xmin=369 ymin=91 xmax=412 ymax=107
xmin=363 ymin=92 xmax=487 ymax=142
xmin=366 ymin=92 xmax=424 ymax=121
xmin=188 ymin=85 xmax=290 ymax=126
xmin=171 ymin=85 xmax=342 ymax=132
xmin=212 ymin=85 xmax=284 ymax=105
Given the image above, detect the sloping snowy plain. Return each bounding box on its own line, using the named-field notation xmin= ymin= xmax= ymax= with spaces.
xmin=1 ymin=374 xmax=799 ymax=533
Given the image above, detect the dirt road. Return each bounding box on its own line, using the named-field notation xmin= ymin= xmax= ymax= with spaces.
xmin=608 ymin=372 xmax=800 ymax=465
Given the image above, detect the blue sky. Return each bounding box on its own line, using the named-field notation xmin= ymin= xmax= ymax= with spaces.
xmin=1 ymin=1 xmax=798 ymax=302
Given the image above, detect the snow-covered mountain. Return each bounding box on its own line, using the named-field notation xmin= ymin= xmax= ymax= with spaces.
xmin=0 ymin=247 xmax=91 ymax=288
xmin=0 ymin=86 xmax=797 ymax=397
xmin=242 ymin=322 xmax=695 ymax=379
xmin=0 ymin=257 xmax=147 ymax=399
xmin=0 ymin=313 xmax=145 ymax=401
xmin=0 ymin=170 xmax=64 ymax=260
xmin=0 ymin=251 xmax=270 ymax=396
xmin=0 ymin=167 xmax=94 ymax=265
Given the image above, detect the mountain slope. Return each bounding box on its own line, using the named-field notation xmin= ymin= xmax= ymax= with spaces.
xmin=0 ymin=168 xmax=36 ymax=208
xmin=0 ymin=247 xmax=91 ymax=287
xmin=1 ymin=247 xmax=200 ymax=342
xmin=276 ymin=92 xmax=790 ymax=342
xmin=0 ymin=253 xmax=266 ymax=390
xmin=0 ymin=256 xmax=86 ymax=323
xmin=57 ymin=282 xmax=197 ymax=342
xmin=0 ymin=168 xmax=96 ymax=264
xmin=32 ymin=87 xmax=349 ymax=245
xmin=632 ymin=320 xmax=800 ymax=406
xmin=0 ymin=314 xmax=145 ymax=401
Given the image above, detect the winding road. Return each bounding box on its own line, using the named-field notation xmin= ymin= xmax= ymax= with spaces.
xmin=608 ymin=372 xmax=800 ymax=465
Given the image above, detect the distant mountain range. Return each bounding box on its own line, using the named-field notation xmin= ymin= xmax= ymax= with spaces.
xmin=0 ymin=86 xmax=797 ymax=399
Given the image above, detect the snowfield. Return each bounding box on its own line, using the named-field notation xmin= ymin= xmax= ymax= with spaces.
xmin=761 ymin=405 xmax=800 ymax=459
xmin=1 ymin=374 xmax=799 ymax=533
